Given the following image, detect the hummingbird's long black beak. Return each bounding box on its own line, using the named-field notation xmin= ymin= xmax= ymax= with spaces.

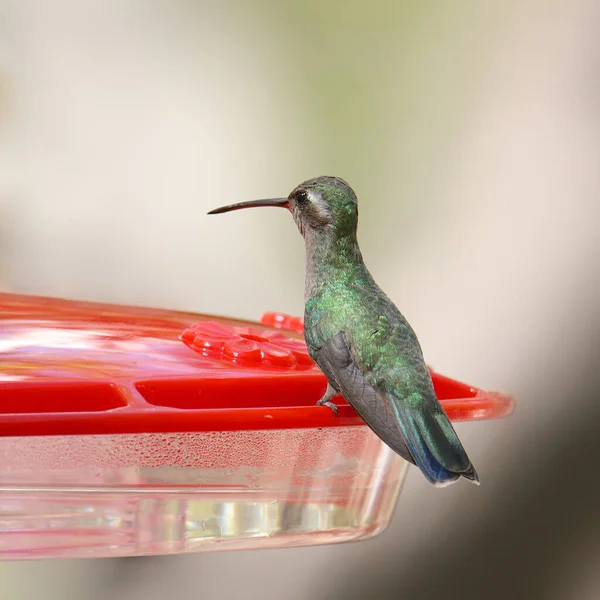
xmin=208 ymin=198 xmax=289 ymax=215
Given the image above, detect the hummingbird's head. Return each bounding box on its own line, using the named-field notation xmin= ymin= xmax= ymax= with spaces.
xmin=208 ymin=175 xmax=358 ymax=241
xmin=288 ymin=176 xmax=358 ymax=239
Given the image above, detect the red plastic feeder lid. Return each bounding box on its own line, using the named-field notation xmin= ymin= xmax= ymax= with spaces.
xmin=0 ymin=294 xmax=514 ymax=437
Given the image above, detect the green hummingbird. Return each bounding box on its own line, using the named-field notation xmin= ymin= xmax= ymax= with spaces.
xmin=209 ymin=176 xmax=478 ymax=486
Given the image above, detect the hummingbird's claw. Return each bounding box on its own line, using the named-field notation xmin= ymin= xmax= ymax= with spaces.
xmin=316 ymin=399 xmax=338 ymax=416
xmin=316 ymin=383 xmax=338 ymax=415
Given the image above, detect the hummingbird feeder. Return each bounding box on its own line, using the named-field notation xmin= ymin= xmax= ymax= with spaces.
xmin=0 ymin=293 xmax=513 ymax=559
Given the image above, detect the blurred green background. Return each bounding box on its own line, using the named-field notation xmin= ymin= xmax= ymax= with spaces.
xmin=0 ymin=1 xmax=599 ymax=599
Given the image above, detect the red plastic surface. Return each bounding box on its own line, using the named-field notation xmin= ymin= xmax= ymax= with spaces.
xmin=0 ymin=293 xmax=514 ymax=437
xmin=260 ymin=312 xmax=305 ymax=334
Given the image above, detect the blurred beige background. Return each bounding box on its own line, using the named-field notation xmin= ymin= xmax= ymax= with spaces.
xmin=1 ymin=1 xmax=599 ymax=599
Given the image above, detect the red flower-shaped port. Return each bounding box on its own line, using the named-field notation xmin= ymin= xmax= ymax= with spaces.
xmin=260 ymin=312 xmax=305 ymax=334
xmin=181 ymin=321 xmax=314 ymax=369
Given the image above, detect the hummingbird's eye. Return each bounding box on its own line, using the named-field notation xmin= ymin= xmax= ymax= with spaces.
xmin=294 ymin=189 xmax=308 ymax=205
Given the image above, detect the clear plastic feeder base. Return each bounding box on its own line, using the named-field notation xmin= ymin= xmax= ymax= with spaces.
xmin=0 ymin=428 xmax=405 ymax=559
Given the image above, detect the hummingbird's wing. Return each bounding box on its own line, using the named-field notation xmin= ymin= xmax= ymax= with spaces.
xmin=314 ymin=332 xmax=478 ymax=487
xmin=315 ymin=332 xmax=415 ymax=465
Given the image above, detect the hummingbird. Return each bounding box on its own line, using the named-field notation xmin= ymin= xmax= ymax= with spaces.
xmin=209 ymin=176 xmax=478 ymax=486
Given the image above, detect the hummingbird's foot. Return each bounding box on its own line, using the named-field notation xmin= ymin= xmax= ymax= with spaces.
xmin=316 ymin=400 xmax=338 ymax=416
xmin=316 ymin=383 xmax=338 ymax=416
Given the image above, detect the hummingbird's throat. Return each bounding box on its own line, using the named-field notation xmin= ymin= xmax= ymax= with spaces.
xmin=302 ymin=228 xmax=363 ymax=300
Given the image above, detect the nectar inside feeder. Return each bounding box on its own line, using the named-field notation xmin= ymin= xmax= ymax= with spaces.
xmin=0 ymin=293 xmax=514 ymax=560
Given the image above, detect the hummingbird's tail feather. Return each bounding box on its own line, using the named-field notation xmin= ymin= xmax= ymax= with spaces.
xmin=392 ymin=398 xmax=479 ymax=487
